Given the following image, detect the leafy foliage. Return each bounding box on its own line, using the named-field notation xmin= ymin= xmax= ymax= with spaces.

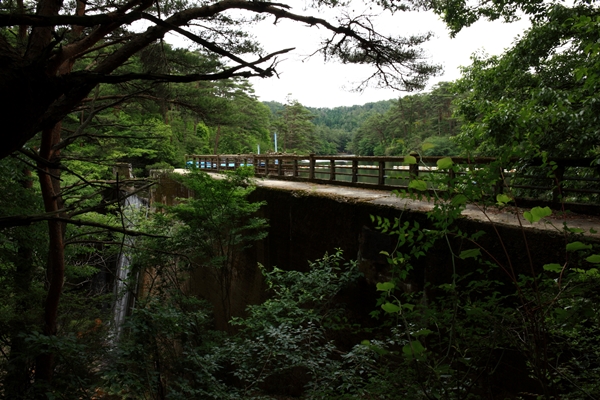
xmin=362 ymin=154 xmax=600 ymax=398
xmin=453 ymin=3 xmax=600 ymax=158
xmin=349 ymin=82 xmax=461 ymax=156
xmin=225 ymin=251 xmax=362 ymax=398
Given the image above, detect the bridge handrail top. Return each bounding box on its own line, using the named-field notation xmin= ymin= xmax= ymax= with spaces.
xmin=185 ymin=154 xmax=597 ymax=167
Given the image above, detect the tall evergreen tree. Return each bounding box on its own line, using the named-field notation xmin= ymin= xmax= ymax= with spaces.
xmin=272 ymin=98 xmax=317 ymax=153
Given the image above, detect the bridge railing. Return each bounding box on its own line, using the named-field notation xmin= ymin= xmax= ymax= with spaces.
xmin=185 ymin=154 xmax=600 ymax=209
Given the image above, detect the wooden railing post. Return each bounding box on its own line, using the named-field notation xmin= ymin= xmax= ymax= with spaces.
xmin=448 ymin=160 xmax=456 ymax=181
xmin=293 ymin=159 xmax=298 ymax=177
xmin=330 ymin=159 xmax=336 ymax=181
xmin=494 ymin=166 xmax=504 ymax=197
xmin=277 ymin=158 xmax=283 ymax=176
xmin=409 ymin=154 xmax=419 ymax=180
xmin=309 ymin=154 xmax=316 ymax=181
xmin=378 ymin=161 xmax=385 ymax=185
xmin=352 ymin=159 xmax=358 ymax=184
xmin=553 ymin=164 xmax=565 ymax=203
xmin=264 ymin=158 xmax=269 ymax=176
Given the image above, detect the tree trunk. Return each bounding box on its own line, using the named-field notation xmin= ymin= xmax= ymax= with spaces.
xmin=33 ymin=2 xmax=86 ymax=387
xmin=35 ymin=122 xmax=65 ymax=387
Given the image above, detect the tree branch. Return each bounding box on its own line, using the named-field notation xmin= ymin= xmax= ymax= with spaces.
xmin=0 ymin=213 xmax=165 ymax=237
xmin=71 ymin=47 xmax=293 ymax=84
xmin=0 ymin=11 xmax=144 ymax=28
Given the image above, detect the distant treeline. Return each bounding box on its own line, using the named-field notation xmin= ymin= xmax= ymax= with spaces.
xmin=263 ymin=81 xmax=460 ymax=156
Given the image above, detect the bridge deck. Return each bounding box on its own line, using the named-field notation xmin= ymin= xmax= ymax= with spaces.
xmin=174 ymin=169 xmax=600 ymax=241
xmin=184 ymin=170 xmax=600 ymax=240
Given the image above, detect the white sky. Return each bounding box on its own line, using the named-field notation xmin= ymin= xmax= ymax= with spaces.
xmin=244 ymin=7 xmax=531 ymax=108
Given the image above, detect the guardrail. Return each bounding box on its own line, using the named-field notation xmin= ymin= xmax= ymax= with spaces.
xmin=185 ymin=154 xmax=600 ymax=211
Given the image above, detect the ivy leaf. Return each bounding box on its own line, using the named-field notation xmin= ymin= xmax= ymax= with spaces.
xmin=496 ymin=194 xmax=512 ymax=205
xmin=376 ymin=282 xmax=395 ymax=291
xmin=436 ymin=157 xmax=453 ymax=169
xmin=543 ymin=263 xmax=562 ymax=273
xmin=408 ymin=180 xmax=427 ymax=191
xmin=566 ymin=227 xmax=585 ymax=234
xmin=585 ymin=254 xmax=600 ymax=263
xmin=566 ymin=241 xmax=592 ymax=252
xmin=459 ymin=248 xmax=481 ymax=259
xmin=422 ymin=142 xmax=435 ymax=151
xmin=381 ymin=302 xmax=400 ymax=313
xmin=523 ymin=206 xmax=552 ymax=223
xmin=404 ymin=155 xmax=417 ymax=164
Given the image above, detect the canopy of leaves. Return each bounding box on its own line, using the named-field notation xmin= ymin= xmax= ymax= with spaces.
xmin=349 ymin=82 xmax=461 ymax=155
xmin=0 ymin=0 xmax=442 ymax=160
xmin=452 ymin=2 xmax=600 ymax=158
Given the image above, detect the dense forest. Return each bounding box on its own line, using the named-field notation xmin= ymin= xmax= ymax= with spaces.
xmin=263 ymin=83 xmax=459 ymax=157
xmin=1 ymin=0 xmax=600 ymax=398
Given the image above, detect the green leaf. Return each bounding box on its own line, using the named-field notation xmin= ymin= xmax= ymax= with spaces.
xmin=421 ymin=142 xmax=435 ymax=151
xmin=566 ymin=241 xmax=592 ymax=252
xmin=543 ymin=263 xmax=562 ymax=273
xmin=451 ymin=194 xmax=468 ymax=206
xmin=459 ymin=248 xmax=481 ymax=259
xmin=585 ymin=254 xmax=600 ymax=263
xmin=496 ymin=194 xmax=512 ymax=205
xmin=414 ymin=328 xmax=433 ymax=337
xmin=566 ymin=227 xmax=585 ymax=233
xmin=402 ymin=303 xmax=415 ymax=311
xmin=402 ymin=340 xmax=425 ymax=358
xmin=404 ymin=155 xmax=417 ymax=164
xmin=408 ymin=180 xmax=427 ymax=191
xmin=376 ymin=282 xmax=395 ymax=291
xmin=381 ymin=302 xmax=400 ymax=314
xmin=436 ymin=157 xmax=453 ymax=169
xmin=523 ymin=206 xmax=552 ymax=223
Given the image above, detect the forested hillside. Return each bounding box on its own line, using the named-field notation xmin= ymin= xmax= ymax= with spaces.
xmin=264 ymin=83 xmax=459 ymax=156
xmin=264 ymin=98 xmax=396 ymax=154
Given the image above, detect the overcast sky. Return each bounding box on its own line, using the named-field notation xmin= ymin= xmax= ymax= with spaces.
xmin=245 ymin=7 xmax=531 ymax=108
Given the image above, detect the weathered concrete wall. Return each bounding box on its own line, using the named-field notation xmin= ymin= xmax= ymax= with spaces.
xmin=150 ymin=173 xmax=596 ymax=328
xmin=247 ymin=186 xmax=574 ymax=293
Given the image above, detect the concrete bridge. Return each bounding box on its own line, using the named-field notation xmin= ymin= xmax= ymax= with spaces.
xmin=185 ymin=153 xmax=600 ymax=215
xmin=151 ymin=169 xmax=600 ymax=329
